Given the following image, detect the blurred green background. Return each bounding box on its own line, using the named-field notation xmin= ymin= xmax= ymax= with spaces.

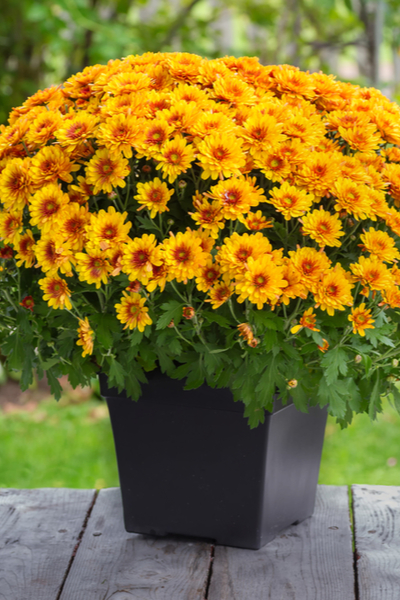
xmin=1 ymin=0 xmax=400 ymax=125
xmin=1 ymin=0 xmax=400 ymax=488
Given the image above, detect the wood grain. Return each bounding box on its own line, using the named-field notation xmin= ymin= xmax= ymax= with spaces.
xmin=0 ymin=488 xmax=95 ymax=600
xmin=59 ymin=487 xmax=212 ymax=600
xmin=208 ymin=485 xmax=355 ymax=600
xmin=352 ymin=484 xmax=400 ymax=600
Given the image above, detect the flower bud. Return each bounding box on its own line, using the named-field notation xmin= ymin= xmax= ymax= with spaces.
xmin=182 ymin=306 xmax=195 ymax=319
xmin=108 ymin=191 xmax=117 ymax=199
xmin=167 ymin=219 xmax=174 ymax=225
xmin=248 ymin=337 xmax=259 ymax=348
xmin=178 ymin=180 xmax=187 ymax=188
xmin=287 ymin=379 xmax=298 ymax=388
xmin=167 ymin=319 xmax=175 ymax=328
xmin=393 ymin=359 xmax=399 ymax=367
xmin=142 ymin=164 xmax=152 ymax=173
xmin=355 ymin=354 xmax=362 ymax=363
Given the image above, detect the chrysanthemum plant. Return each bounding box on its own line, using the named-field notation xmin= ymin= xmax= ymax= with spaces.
xmin=2 ymin=53 xmax=400 ymax=427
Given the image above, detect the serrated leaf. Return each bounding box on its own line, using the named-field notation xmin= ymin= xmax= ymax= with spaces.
xmin=125 ymin=372 xmax=141 ymax=401
xmin=244 ymin=402 xmax=265 ymax=428
xmin=203 ymin=311 xmax=231 ymax=328
xmin=156 ymin=300 xmax=183 ymax=330
xmin=263 ymin=330 xmax=278 ymax=353
xmin=41 ymin=357 xmax=60 ymax=371
xmin=157 ymin=347 xmax=175 ymax=373
xmin=46 ymin=369 xmax=63 ymax=401
xmin=184 ymin=361 xmax=204 ymax=390
xmin=20 ymin=346 xmax=35 ymax=391
xmin=130 ymin=329 xmax=144 ymax=346
xmin=108 ymin=357 xmax=126 ymax=390
xmin=368 ymin=372 xmax=382 ymax=419
xmin=321 ymin=347 xmax=349 ymax=385
xmin=6 ymin=331 xmax=24 ymax=371
xmin=252 ymin=311 xmax=284 ymax=331
xmin=318 ymin=376 xmax=346 ymax=418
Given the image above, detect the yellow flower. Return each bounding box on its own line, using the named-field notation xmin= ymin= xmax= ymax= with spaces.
xmin=0 ymin=210 xmax=23 ymax=245
xmin=56 ymin=111 xmax=98 ymax=152
xmin=134 ymin=118 xmax=174 ymax=159
xmin=295 ymin=151 xmax=340 ymax=198
xmin=76 ymin=317 xmax=94 ymax=356
xmin=239 ymin=210 xmax=273 ymax=231
xmin=25 ymin=110 xmax=62 ymax=147
xmin=96 ymin=113 xmax=143 ymax=159
xmin=291 ymin=307 xmax=320 ymax=334
xmin=205 ymin=278 xmax=234 ymax=309
xmin=235 ymin=255 xmax=288 ymax=309
xmin=145 ymin=261 xmax=169 ymax=293
xmin=348 ymin=303 xmax=375 ymax=336
xmin=195 ymin=260 xmax=221 ymax=292
xmin=30 ymin=146 xmax=80 ymax=187
xmin=85 ymin=148 xmax=130 ymax=194
xmin=15 ymin=230 xmax=36 ymax=268
xmin=59 ymin=203 xmax=90 ymax=251
xmin=288 ymin=247 xmax=331 ymax=292
xmin=318 ymin=339 xmax=329 ymax=353
xmin=34 ymin=235 xmax=75 ymax=276
xmin=217 ymin=232 xmax=273 ymax=278
xmin=115 ymin=292 xmax=152 ymax=331
xmin=155 ymin=135 xmax=195 ymax=183
xmin=333 ymin=178 xmax=371 ymax=220
xmin=39 ymin=275 xmax=72 ymax=310
xmin=240 ymin=111 xmax=286 ymax=158
xmin=0 ymin=158 xmax=34 ymax=211
xmin=163 ymin=230 xmax=208 ymax=283
xmin=268 ymin=182 xmax=314 ymax=220
xmin=207 ymin=176 xmax=265 ymax=220
xmin=339 ymin=123 xmax=382 ymax=153
xmin=121 ymin=234 xmax=163 ymax=284
xmin=75 ymin=249 xmax=112 ymax=288
xmin=196 ymin=134 xmax=246 ymax=180
xmin=350 ymin=256 xmax=394 ymax=296
xmin=254 ymin=147 xmax=291 ymax=183
xmin=359 ymin=228 xmax=400 ymax=263
xmin=86 ymin=205 xmax=131 ymax=250
xmin=237 ymin=322 xmax=255 ymax=345
xmin=135 ymin=178 xmax=174 ymax=218
xmin=279 ymin=260 xmax=307 ymax=305
xmin=301 ymin=208 xmax=344 ymax=248
xmin=313 ymin=265 xmax=354 ymax=316
xmin=29 ymin=184 xmax=70 ymax=232
xmin=190 ymin=194 xmax=225 ymax=238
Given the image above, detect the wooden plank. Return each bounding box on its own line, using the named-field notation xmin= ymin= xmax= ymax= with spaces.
xmin=0 ymin=488 xmax=95 ymax=600
xmin=59 ymin=487 xmax=212 ymax=600
xmin=208 ymin=485 xmax=355 ymax=600
xmin=352 ymin=484 xmax=400 ymax=600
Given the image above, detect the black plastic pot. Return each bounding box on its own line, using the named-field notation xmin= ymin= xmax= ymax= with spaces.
xmin=100 ymin=370 xmax=327 ymax=550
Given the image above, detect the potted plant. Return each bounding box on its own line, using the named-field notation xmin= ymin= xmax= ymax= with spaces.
xmin=1 ymin=52 xmax=400 ymax=549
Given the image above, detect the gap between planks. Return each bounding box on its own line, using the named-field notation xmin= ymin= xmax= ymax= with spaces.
xmin=55 ymin=489 xmax=99 ymax=600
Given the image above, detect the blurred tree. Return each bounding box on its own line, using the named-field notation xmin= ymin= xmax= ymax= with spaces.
xmin=1 ymin=0 xmax=400 ymax=124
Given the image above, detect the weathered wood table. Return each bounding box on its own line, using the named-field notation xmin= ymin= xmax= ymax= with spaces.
xmin=1 ymin=484 xmax=399 ymax=599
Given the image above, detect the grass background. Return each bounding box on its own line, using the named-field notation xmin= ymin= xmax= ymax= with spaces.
xmin=0 ymin=387 xmax=399 ymax=489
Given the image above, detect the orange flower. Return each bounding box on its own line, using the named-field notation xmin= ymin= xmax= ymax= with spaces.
xmin=15 ymin=230 xmax=35 ymax=268
xmin=0 ymin=210 xmax=23 ymax=245
xmin=237 ymin=322 xmax=254 ymax=345
xmin=339 ymin=123 xmax=382 ymax=153
xmin=190 ymin=194 xmax=224 ymax=238
xmin=240 ymin=111 xmax=286 ymax=158
xmin=301 ymin=208 xmax=344 ymax=248
xmin=291 ymin=307 xmax=319 ymax=334
xmin=205 ymin=278 xmax=234 ymax=309
xmin=30 ymin=146 xmax=79 ymax=187
xmin=314 ymin=265 xmax=354 ymax=316
xmin=0 ymin=158 xmax=34 ymax=211
xmin=135 ymin=178 xmax=174 ymax=218
xmin=268 ymin=182 xmax=313 ymax=220
xmin=207 ymin=176 xmax=264 ymax=220
xmin=34 ymin=235 xmax=75 ymax=276
xmin=348 ymin=303 xmax=375 ymax=336
xmin=96 ymin=113 xmax=143 ymax=159
xmin=318 ymin=339 xmax=329 ymax=353
xmin=350 ymin=256 xmax=394 ymax=296
xmin=20 ymin=295 xmax=35 ymax=312
xmin=86 ymin=206 xmax=131 ymax=250
xmin=75 ymin=249 xmax=112 ymax=288
xmin=296 ymin=152 xmax=340 ymax=198
xmin=333 ymin=178 xmax=371 ymax=220
xmin=195 ymin=260 xmax=221 ymax=292
xmin=122 ymin=234 xmax=163 ymax=284
xmin=288 ymin=247 xmax=331 ymax=292
xmin=56 ymin=111 xmax=98 ymax=152
xmin=196 ymin=134 xmax=246 ymax=180
xmin=163 ymin=230 xmax=208 ymax=283
xmin=359 ymin=228 xmax=400 ymax=263
xmin=182 ymin=306 xmax=195 ymax=319
xmin=29 ymin=184 xmax=70 ymax=232
xmin=235 ymin=255 xmax=288 ymax=309
xmin=217 ymin=232 xmax=273 ymax=278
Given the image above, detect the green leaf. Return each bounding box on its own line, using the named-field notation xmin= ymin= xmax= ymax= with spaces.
xmin=244 ymin=402 xmax=265 ymax=429
xmin=263 ymin=330 xmax=278 ymax=353
xmin=390 ymin=384 xmax=400 ymax=414
xmin=41 ymin=357 xmax=60 ymax=371
xmin=108 ymin=357 xmax=126 ymax=390
xmin=318 ymin=376 xmax=346 ymax=418
xmin=20 ymin=346 xmax=35 ymax=391
xmin=125 ymin=372 xmax=142 ymax=401
xmin=184 ymin=360 xmax=204 ymax=390
xmin=156 ymin=300 xmax=183 ymax=330
xmin=321 ymin=347 xmax=349 ymax=385
xmin=6 ymin=330 xmax=24 ymax=371
xmin=252 ymin=311 xmax=284 ymax=331
xmin=130 ymin=329 xmax=144 ymax=346
xmin=46 ymin=368 xmax=63 ymax=401
xmin=368 ymin=372 xmax=382 ymax=419
xmin=93 ymin=314 xmax=117 ymax=350
xmin=156 ymin=347 xmax=175 ymax=373
xmin=203 ymin=311 xmax=232 ymax=328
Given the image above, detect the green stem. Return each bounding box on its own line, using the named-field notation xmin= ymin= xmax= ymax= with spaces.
xmin=169 ymin=281 xmax=188 ymax=304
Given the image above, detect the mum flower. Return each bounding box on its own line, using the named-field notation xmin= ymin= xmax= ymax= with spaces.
xmin=76 ymin=317 xmax=94 ymax=356
xmin=59 ymin=203 xmax=90 ymax=251
xmin=339 ymin=123 xmax=382 ymax=153
xmin=240 ymin=112 xmax=286 ymax=158
xmin=333 ymin=178 xmax=372 ymax=220
xmin=20 ymin=295 xmax=35 ymax=312
xmin=29 ymin=184 xmax=70 ymax=232
xmin=291 ymin=308 xmax=320 ymax=334
xmin=85 ymin=148 xmax=130 ymax=194
xmin=30 ymin=146 xmax=79 ymax=186
xmin=39 ymin=275 xmax=72 ymax=310
xmin=196 ymin=134 xmax=246 ymax=180
xmin=15 ymin=230 xmax=36 ymax=268
xmin=295 ymin=151 xmax=340 ymax=198
xmin=0 ymin=210 xmax=23 ymax=245
xmin=240 ymin=210 xmax=273 ymax=231
xmin=115 ymin=292 xmax=152 ymax=331
xmin=279 ymin=261 xmax=307 ymax=306
xmin=34 ymin=235 xmax=75 ymax=276
xmin=359 ymin=228 xmax=400 ymax=263
xmin=56 ymin=111 xmax=99 ymax=152
xmin=217 ymin=232 xmax=273 ymax=278
xmin=96 ymin=113 xmax=143 ymax=159
xmin=313 ymin=265 xmax=354 ymax=316
xmin=205 ymin=278 xmax=234 ymax=309
xmin=190 ymin=195 xmax=224 ymax=238
xmin=195 ymin=260 xmax=221 ymax=292
xmin=135 ymin=178 xmax=174 ymax=218
xmin=75 ymin=248 xmax=112 ymax=288
xmin=207 ymin=176 xmax=264 ymax=220
xmin=25 ymin=110 xmax=62 ymax=147
xmin=0 ymin=158 xmax=34 ymax=211
xmin=350 ymin=256 xmax=394 ymax=296
xmin=237 ymin=322 xmax=255 ymax=345
xmin=163 ymin=230 xmax=208 ymax=283
xmin=288 ymin=247 xmax=331 ymax=292
xmin=268 ymin=182 xmax=314 ymax=220
xmin=122 ymin=234 xmax=163 ymax=284
xmin=86 ymin=206 xmax=131 ymax=250
xmin=235 ymin=255 xmax=288 ymax=309
xmin=255 ymin=148 xmax=291 ymax=183
xmin=155 ymin=135 xmax=195 ymax=183
xmin=301 ymin=208 xmax=344 ymax=248
xmin=348 ymin=304 xmax=375 ymax=336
